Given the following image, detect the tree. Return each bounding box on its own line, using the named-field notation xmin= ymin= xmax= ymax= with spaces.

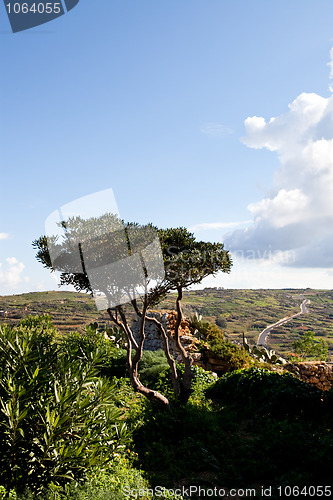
xmin=33 ymin=214 xmax=232 ymax=409
xmin=291 ymin=330 xmax=328 ymax=362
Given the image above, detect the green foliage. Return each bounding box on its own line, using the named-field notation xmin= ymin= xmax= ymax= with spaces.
xmin=291 ymin=330 xmax=328 ymax=361
xmin=182 ymin=365 xmax=217 ymax=404
xmin=8 ymin=455 xmax=185 ymax=499
xmin=243 ymin=338 xmax=287 ymax=365
xmin=19 ymin=314 xmax=55 ymax=331
xmin=137 ymin=350 xmax=216 ymax=402
xmin=189 ymin=316 xmax=224 ymax=342
xmin=0 ymin=318 xmax=129 ymax=494
xmin=0 ymin=486 xmax=17 ymax=500
xmin=215 ymin=314 xmax=226 ymax=328
xmin=159 ymin=227 xmax=231 ymax=289
xmin=208 ymin=336 xmax=250 ymax=371
xmin=138 ymin=350 xmax=170 ymax=388
xmin=58 ymin=325 xmax=128 ymax=380
xmin=16 ymin=455 xmax=154 ymax=499
xmin=189 ymin=317 xmax=250 ymax=372
xmin=133 ymin=365 xmax=333 ymax=491
xmin=205 ymin=367 xmax=330 ymax=420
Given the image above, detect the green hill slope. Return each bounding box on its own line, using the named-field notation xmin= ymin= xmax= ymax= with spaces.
xmin=1 ymin=288 xmax=332 ymax=360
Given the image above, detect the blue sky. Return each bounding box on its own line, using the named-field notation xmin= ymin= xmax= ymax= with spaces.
xmin=1 ymin=0 xmax=333 ymax=295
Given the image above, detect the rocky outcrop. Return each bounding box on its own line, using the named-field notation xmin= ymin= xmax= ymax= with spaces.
xmin=191 ymin=350 xmax=236 ymax=375
xmin=285 ymin=361 xmax=333 ymax=391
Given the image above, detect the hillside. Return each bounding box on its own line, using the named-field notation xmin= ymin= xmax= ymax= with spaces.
xmin=1 ymin=288 xmax=332 ymax=360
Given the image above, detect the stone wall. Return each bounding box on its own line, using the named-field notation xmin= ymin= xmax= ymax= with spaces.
xmin=131 ymin=310 xmax=200 ymax=362
xmin=286 ymin=362 xmax=333 ymax=391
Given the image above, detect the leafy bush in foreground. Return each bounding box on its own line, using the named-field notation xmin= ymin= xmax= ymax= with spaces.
xmin=1 ymin=454 xmax=185 ymax=500
xmin=205 ymin=367 xmax=332 ymax=420
xmin=0 ymin=319 xmax=129 ymax=494
xmin=206 ymin=337 xmax=250 ymax=371
xmin=58 ymin=324 xmax=128 ymax=380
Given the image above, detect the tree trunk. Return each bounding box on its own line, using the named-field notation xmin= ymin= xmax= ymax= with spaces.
xmin=174 ymin=286 xmax=193 ymax=403
xmin=107 ymin=304 xmax=170 ymax=410
xmin=131 ymin=298 xmax=180 ymax=398
xmin=145 ymin=314 xmax=180 ymax=397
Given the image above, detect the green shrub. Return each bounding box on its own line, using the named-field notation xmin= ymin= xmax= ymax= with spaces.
xmin=138 ymin=350 xmax=170 ymax=387
xmin=58 ymin=325 xmax=128 ymax=379
xmin=11 ymin=455 xmax=184 ymax=499
xmin=205 ymin=367 xmax=330 ymax=420
xmin=138 ymin=350 xmax=217 ymax=402
xmin=0 ymin=319 xmax=129 ymax=494
xmin=207 ymin=337 xmax=250 ymax=371
xmin=215 ymin=315 xmax=226 ymax=328
xmin=0 ymin=486 xmax=17 ymax=499
xmin=189 ymin=317 xmax=224 ymax=342
xmin=291 ymin=330 xmax=328 ymax=361
xmin=19 ymin=314 xmax=55 ymax=331
xmin=190 ymin=317 xmax=249 ymax=372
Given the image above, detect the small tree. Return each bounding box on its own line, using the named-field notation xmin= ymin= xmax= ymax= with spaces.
xmin=291 ymin=330 xmax=328 ymax=362
xmin=33 ymin=214 xmax=232 ymax=408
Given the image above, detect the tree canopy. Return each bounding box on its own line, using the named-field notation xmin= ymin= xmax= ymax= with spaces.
xmin=33 ymin=213 xmax=232 ymax=407
xmin=292 ymin=330 xmax=328 ymax=361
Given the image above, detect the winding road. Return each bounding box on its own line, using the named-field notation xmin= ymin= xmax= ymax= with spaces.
xmin=257 ymin=296 xmax=310 ymax=347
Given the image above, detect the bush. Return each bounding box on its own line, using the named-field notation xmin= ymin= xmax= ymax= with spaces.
xmin=206 ymin=337 xmax=250 ymax=371
xmin=19 ymin=314 xmax=55 ymax=331
xmin=0 ymin=319 xmax=129 ymax=494
xmin=205 ymin=367 xmax=331 ymax=420
xmin=190 ymin=317 xmax=250 ymax=372
xmin=10 ymin=455 xmax=151 ymax=499
xmin=138 ymin=350 xmax=217 ymax=402
xmin=291 ymin=330 xmax=328 ymax=361
xmin=6 ymin=454 xmax=184 ymax=499
xmin=215 ymin=315 xmax=226 ymax=328
xmin=190 ymin=317 xmax=224 ymax=342
xmin=58 ymin=325 xmax=128 ymax=379
xmin=138 ymin=350 xmax=170 ymax=388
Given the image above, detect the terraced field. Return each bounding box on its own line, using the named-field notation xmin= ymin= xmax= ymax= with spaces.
xmin=0 ymin=291 xmax=112 ymax=334
xmin=1 ymin=288 xmax=332 ymax=360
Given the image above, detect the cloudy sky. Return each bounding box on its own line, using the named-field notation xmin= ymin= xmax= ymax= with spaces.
xmin=1 ymin=1 xmax=333 ymax=295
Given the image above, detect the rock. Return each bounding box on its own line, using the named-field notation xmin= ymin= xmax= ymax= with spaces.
xmin=286 ymin=362 xmax=333 ymax=391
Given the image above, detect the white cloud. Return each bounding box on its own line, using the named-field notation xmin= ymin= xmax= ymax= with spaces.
xmin=0 ymin=233 xmax=9 ymax=240
xmin=328 ymin=47 xmax=333 ymax=92
xmin=200 ymin=122 xmax=233 ymax=137
xmin=196 ymin=260 xmax=333 ymax=289
xmin=190 ymin=220 xmax=251 ymax=231
xmin=242 ymin=93 xmax=328 ymax=156
xmin=0 ymin=257 xmax=29 ymax=290
xmin=248 ymin=189 xmax=308 ymax=228
xmin=225 ymin=49 xmax=333 ymax=269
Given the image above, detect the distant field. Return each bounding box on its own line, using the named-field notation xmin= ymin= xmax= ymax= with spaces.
xmin=0 ymin=291 xmax=112 ymax=334
xmin=1 ymin=288 xmax=332 ymax=361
